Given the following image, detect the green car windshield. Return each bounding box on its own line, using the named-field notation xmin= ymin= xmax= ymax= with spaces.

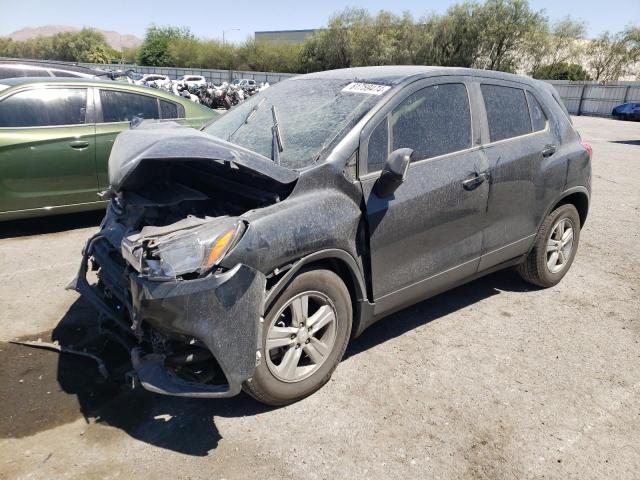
xmin=204 ymin=78 xmax=385 ymax=170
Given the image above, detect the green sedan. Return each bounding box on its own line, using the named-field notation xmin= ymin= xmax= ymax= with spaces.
xmin=0 ymin=77 xmax=217 ymax=221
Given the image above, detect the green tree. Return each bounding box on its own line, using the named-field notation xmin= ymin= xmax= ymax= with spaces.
xmin=197 ymin=40 xmax=236 ymax=70
xmin=300 ymin=1 xmax=545 ymax=73
xmin=120 ymin=46 xmax=139 ymax=64
xmin=622 ymin=25 xmax=640 ymax=79
xmin=474 ymin=0 xmax=546 ymax=71
xmin=531 ymin=62 xmax=590 ymax=80
xmin=301 ymin=8 xmax=364 ymax=71
xmin=587 ymin=30 xmax=634 ymax=81
xmin=138 ymin=25 xmax=193 ymax=66
xmin=301 ymin=8 xmax=424 ymax=71
xmin=417 ymin=3 xmax=482 ymax=67
xmin=0 ymin=29 xmax=115 ymax=63
xmin=237 ymin=38 xmax=303 ymax=73
xmin=524 ymin=17 xmax=587 ymax=74
xmin=168 ymin=36 xmax=203 ymax=67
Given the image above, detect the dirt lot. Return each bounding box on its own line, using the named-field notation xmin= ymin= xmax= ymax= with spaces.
xmin=0 ymin=116 xmax=638 ymax=480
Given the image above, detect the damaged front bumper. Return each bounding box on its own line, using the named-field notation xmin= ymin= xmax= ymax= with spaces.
xmin=69 ymin=234 xmax=266 ymax=398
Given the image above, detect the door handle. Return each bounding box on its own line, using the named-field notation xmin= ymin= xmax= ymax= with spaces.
xmin=542 ymin=144 xmax=557 ymax=157
xmin=462 ymin=172 xmax=489 ymax=191
xmin=69 ymin=140 xmax=89 ymax=150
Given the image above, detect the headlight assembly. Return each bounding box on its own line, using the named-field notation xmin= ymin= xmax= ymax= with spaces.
xmin=149 ymin=219 xmax=244 ymax=278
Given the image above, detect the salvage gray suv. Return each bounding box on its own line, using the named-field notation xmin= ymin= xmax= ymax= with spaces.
xmin=72 ymin=66 xmax=592 ymax=405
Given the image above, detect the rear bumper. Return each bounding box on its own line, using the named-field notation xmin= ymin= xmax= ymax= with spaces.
xmin=69 ymin=234 xmax=266 ymax=398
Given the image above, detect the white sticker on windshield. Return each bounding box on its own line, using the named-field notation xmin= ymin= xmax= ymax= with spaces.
xmin=342 ymin=82 xmax=391 ymax=95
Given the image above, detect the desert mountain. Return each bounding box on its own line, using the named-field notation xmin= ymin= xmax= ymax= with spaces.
xmin=6 ymin=25 xmax=142 ymax=50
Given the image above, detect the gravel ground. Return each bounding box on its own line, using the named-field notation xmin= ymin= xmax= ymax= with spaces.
xmin=0 ymin=116 xmax=638 ymax=480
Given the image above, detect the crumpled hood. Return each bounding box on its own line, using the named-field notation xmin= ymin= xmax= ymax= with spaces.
xmin=108 ymin=121 xmax=299 ymax=192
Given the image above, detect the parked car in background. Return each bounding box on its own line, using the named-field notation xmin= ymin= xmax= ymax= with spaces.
xmin=0 ymin=58 xmax=113 ymax=79
xmin=0 ymin=77 xmax=218 ymax=221
xmin=73 ymin=66 xmax=591 ymax=406
xmin=127 ymin=72 xmax=144 ymax=83
xmin=175 ymin=75 xmax=207 ymax=87
xmin=134 ymin=74 xmax=171 ymax=88
xmin=232 ymin=78 xmax=258 ymax=94
xmin=612 ymin=102 xmax=640 ymax=121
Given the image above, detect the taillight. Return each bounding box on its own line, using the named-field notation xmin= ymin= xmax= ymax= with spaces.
xmin=581 ymin=141 xmax=593 ymax=159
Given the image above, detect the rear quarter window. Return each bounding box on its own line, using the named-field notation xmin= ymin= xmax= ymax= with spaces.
xmin=100 ymin=90 xmax=160 ymax=122
xmin=160 ymin=100 xmax=184 ymax=119
xmin=526 ymin=91 xmax=548 ymax=132
xmin=481 ymin=84 xmax=532 ymax=142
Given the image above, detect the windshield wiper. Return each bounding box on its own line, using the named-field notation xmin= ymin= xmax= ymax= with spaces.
xmin=228 ymin=98 xmax=266 ymax=142
xmin=271 ymin=105 xmax=284 ymax=165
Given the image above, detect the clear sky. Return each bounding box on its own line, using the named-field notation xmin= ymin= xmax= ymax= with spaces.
xmin=0 ymin=0 xmax=638 ymax=42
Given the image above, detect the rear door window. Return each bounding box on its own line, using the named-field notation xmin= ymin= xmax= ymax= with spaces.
xmin=390 ymin=83 xmax=472 ymax=162
xmin=99 ymin=90 xmax=160 ymax=122
xmin=0 ymin=88 xmax=87 ymax=127
xmin=481 ymin=84 xmax=532 ymax=142
xmin=526 ymin=91 xmax=548 ymax=132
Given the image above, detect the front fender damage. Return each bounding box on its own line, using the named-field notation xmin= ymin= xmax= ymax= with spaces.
xmin=128 ymin=264 xmax=266 ymax=397
xmin=69 ymin=236 xmax=266 ymax=398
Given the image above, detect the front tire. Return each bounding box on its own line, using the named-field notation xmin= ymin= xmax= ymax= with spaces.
xmin=243 ymin=269 xmax=352 ymax=406
xmin=518 ymin=204 xmax=581 ymax=288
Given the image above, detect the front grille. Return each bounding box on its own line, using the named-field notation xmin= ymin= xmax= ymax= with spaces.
xmin=92 ymin=238 xmax=131 ymax=309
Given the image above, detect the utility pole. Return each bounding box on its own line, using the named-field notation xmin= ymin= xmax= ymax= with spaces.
xmin=222 ymin=29 xmax=240 ymax=45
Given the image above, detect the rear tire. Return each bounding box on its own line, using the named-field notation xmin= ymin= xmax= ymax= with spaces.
xmin=243 ymin=269 xmax=352 ymax=406
xmin=518 ymin=204 xmax=581 ymax=288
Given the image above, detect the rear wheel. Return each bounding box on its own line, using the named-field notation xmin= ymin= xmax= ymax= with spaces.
xmin=243 ymin=269 xmax=352 ymax=406
xmin=518 ymin=204 xmax=581 ymax=288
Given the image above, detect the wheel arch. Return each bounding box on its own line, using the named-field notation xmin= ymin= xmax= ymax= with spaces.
xmin=264 ymin=249 xmax=371 ymax=338
xmin=548 ymin=187 xmax=590 ymax=227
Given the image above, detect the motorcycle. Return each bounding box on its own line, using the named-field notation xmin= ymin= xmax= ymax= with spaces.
xmin=226 ymin=84 xmax=245 ymax=107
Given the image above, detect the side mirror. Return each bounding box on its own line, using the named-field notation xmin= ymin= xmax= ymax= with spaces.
xmin=374 ymin=148 xmax=413 ymax=198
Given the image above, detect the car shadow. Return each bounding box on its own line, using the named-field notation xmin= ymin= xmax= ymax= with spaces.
xmin=345 ymin=268 xmax=533 ymax=359
xmin=43 ymin=300 xmax=274 ymax=456
xmin=0 ymin=210 xmax=104 ymax=239
xmin=5 ymin=267 xmax=532 ymax=455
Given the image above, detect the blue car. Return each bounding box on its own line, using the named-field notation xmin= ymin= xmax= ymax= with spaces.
xmin=612 ymin=102 xmax=640 ymax=121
